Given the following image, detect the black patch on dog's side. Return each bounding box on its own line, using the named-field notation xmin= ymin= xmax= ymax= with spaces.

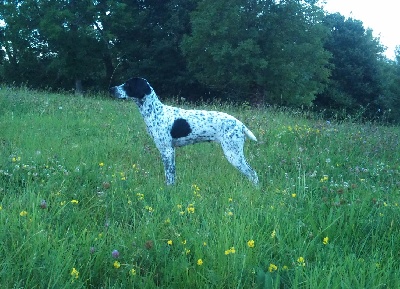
xmin=124 ymin=77 xmax=151 ymax=99
xmin=170 ymin=118 xmax=192 ymax=139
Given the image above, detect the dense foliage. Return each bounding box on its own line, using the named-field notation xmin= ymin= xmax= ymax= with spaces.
xmin=0 ymin=0 xmax=399 ymax=121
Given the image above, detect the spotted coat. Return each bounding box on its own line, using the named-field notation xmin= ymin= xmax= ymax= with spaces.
xmin=110 ymin=77 xmax=258 ymax=185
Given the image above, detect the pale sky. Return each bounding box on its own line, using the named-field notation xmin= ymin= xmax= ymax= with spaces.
xmin=321 ymin=0 xmax=399 ymax=59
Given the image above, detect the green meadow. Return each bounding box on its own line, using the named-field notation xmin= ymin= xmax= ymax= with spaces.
xmin=0 ymin=87 xmax=399 ymax=288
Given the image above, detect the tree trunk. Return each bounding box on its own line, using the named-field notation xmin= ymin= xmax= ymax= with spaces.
xmin=103 ymin=54 xmax=115 ymax=87
xmin=75 ymin=79 xmax=83 ymax=95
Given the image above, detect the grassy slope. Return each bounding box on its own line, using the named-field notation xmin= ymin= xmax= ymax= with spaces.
xmin=0 ymin=87 xmax=399 ymax=288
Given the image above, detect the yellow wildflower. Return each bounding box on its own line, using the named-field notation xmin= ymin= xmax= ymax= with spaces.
xmin=167 ymin=240 xmax=173 ymax=246
xmin=187 ymin=204 xmax=195 ymax=213
xmin=268 ymin=263 xmax=278 ymax=272
xmin=19 ymin=210 xmax=28 ymax=217
xmin=99 ymin=162 xmax=104 ymax=167
xmin=113 ymin=261 xmax=121 ymax=269
xmin=120 ymin=172 xmax=126 ymax=180
xmin=225 ymin=247 xmax=236 ymax=255
xmin=197 ymin=259 xmax=203 ymax=266
xmin=132 ymin=163 xmax=139 ymax=173
xmin=193 ymin=184 xmax=201 ymax=197
xmin=320 ymin=175 xmax=329 ymax=182
xmin=145 ymin=206 xmax=154 ymax=213
xmin=130 ymin=268 xmax=136 ymax=276
xmin=271 ymin=230 xmax=276 ymax=239
xmin=70 ymin=267 xmax=79 ymax=279
xmin=297 ymin=256 xmax=305 ymax=266
xmin=247 ymin=239 xmax=255 ymax=248
xmin=323 ymin=236 xmax=329 ymax=245
xmin=71 ymin=200 xmax=79 ymax=204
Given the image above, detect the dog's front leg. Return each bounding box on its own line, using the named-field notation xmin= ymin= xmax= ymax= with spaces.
xmin=159 ymin=147 xmax=176 ymax=185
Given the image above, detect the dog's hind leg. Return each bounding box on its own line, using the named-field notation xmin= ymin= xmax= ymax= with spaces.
xmin=159 ymin=147 xmax=176 ymax=185
xmin=220 ymin=138 xmax=259 ymax=185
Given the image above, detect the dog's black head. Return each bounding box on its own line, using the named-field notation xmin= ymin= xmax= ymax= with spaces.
xmin=109 ymin=77 xmax=151 ymax=100
xmin=123 ymin=77 xmax=151 ymax=99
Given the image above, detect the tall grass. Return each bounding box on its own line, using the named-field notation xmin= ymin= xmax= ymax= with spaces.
xmin=0 ymin=87 xmax=399 ymax=288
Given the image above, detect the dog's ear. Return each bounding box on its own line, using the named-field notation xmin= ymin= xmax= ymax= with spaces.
xmin=124 ymin=77 xmax=151 ymax=99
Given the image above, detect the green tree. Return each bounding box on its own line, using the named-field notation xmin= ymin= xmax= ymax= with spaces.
xmin=107 ymin=0 xmax=198 ymax=96
xmin=0 ymin=0 xmax=109 ymax=91
xmin=0 ymin=0 xmax=198 ymax=95
xmin=181 ymin=0 xmax=331 ymax=106
xmin=317 ymin=13 xmax=385 ymax=115
xmin=378 ymin=47 xmax=400 ymax=122
xmin=37 ymin=0 xmax=109 ymax=93
xmin=0 ymin=0 xmax=52 ymax=87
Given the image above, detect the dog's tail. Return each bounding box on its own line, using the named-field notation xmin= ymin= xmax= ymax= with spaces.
xmin=243 ymin=126 xmax=257 ymax=141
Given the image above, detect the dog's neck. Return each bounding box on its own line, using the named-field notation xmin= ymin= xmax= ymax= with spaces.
xmin=137 ymin=90 xmax=163 ymax=116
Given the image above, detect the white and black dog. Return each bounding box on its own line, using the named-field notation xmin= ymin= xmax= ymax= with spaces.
xmin=110 ymin=77 xmax=258 ymax=185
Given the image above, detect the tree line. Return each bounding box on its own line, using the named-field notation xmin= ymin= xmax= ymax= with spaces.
xmin=1 ymin=0 xmax=400 ymax=122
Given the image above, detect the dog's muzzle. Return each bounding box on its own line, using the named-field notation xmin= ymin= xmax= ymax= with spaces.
xmin=109 ymin=87 xmax=117 ymax=97
xmin=109 ymin=86 xmax=128 ymax=99
xmin=109 ymin=86 xmax=123 ymax=99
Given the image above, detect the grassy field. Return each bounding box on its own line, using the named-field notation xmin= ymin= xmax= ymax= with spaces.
xmin=0 ymin=87 xmax=399 ymax=288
